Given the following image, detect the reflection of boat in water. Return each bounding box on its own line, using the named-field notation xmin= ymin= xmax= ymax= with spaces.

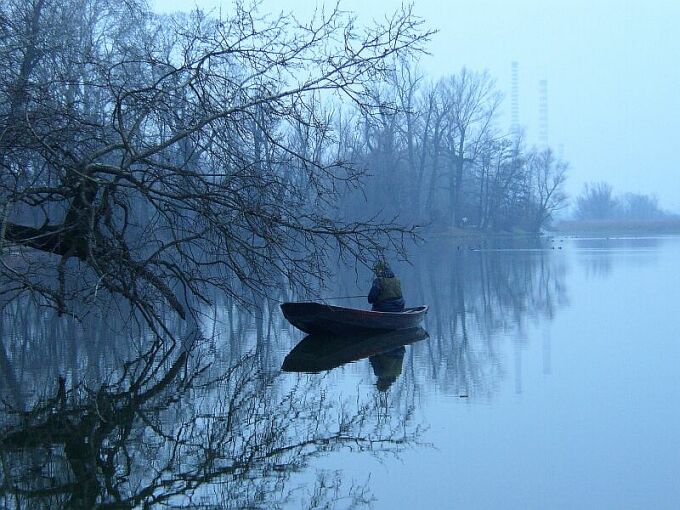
xmin=280 ymin=302 xmax=428 ymax=335
xmin=281 ymin=327 xmax=429 ymax=373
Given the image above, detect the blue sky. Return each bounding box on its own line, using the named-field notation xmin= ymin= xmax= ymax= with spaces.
xmin=154 ymin=0 xmax=680 ymax=210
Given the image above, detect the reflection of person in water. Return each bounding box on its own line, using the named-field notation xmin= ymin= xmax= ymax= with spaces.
xmin=369 ymin=346 xmax=406 ymax=392
xmin=368 ymin=261 xmax=405 ymax=312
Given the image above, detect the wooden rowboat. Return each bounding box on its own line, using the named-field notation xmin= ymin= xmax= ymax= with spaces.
xmin=280 ymin=301 xmax=428 ymax=335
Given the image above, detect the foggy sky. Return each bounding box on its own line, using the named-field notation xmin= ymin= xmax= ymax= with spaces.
xmin=154 ymin=0 xmax=680 ymax=210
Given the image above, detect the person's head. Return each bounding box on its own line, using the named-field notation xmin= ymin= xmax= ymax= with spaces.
xmin=373 ymin=260 xmax=390 ymax=276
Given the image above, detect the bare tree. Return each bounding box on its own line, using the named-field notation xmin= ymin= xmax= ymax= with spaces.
xmin=575 ymin=182 xmax=619 ymax=220
xmin=422 ymin=81 xmax=451 ymax=223
xmin=441 ymin=69 xmax=501 ymax=227
xmin=620 ymin=192 xmax=665 ymax=219
xmin=527 ymin=147 xmax=568 ymax=231
xmin=0 ymin=1 xmax=432 ymax=330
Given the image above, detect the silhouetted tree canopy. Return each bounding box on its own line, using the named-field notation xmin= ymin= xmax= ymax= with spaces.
xmin=0 ymin=0 xmax=431 ymax=328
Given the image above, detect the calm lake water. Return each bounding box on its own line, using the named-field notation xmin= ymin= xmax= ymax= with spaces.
xmin=2 ymin=235 xmax=679 ymax=508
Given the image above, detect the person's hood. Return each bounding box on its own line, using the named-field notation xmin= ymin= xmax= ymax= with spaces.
xmin=379 ymin=268 xmax=395 ymax=278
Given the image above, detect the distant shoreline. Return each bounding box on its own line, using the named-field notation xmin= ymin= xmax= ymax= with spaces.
xmin=419 ymin=220 xmax=680 ymax=239
xmin=551 ymin=219 xmax=680 ymax=235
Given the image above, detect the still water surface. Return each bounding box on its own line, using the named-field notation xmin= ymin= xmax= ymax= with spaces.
xmin=315 ymin=236 xmax=680 ymax=509
xmin=1 ymin=235 xmax=679 ymax=508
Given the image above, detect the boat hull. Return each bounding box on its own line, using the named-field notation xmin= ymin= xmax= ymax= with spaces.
xmin=280 ymin=302 xmax=428 ymax=335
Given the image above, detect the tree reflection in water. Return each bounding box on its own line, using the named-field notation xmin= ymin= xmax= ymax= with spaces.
xmin=332 ymin=236 xmax=569 ymax=402
xmin=400 ymin=238 xmax=566 ymax=399
xmin=0 ymin=300 xmax=421 ymax=509
xmin=0 ymin=235 xmax=570 ymax=508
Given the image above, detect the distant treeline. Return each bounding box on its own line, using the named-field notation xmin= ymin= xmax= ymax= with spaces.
xmin=335 ymin=65 xmax=569 ymax=233
xmin=556 ymin=181 xmax=680 ymax=233
xmin=573 ymin=182 xmax=669 ymax=221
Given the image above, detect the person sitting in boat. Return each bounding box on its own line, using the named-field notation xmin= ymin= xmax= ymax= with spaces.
xmin=368 ymin=261 xmax=405 ymax=312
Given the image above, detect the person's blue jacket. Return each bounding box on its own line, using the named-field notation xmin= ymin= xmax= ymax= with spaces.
xmin=368 ymin=267 xmax=405 ymax=312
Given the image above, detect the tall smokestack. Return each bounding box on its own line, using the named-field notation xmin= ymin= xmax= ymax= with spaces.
xmin=538 ymin=79 xmax=549 ymax=147
xmin=511 ymin=61 xmax=520 ymax=138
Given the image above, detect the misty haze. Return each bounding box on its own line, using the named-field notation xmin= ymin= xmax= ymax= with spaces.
xmin=1 ymin=1 xmax=678 ymax=509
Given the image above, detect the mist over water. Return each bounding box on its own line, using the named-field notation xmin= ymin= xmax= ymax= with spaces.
xmin=3 ymin=234 xmax=678 ymax=508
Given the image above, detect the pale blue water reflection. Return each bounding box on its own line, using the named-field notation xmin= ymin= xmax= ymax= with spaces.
xmin=2 ymin=235 xmax=679 ymax=508
xmin=292 ymin=235 xmax=680 ymax=510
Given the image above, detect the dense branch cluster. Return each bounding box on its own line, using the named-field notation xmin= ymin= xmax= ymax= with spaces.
xmin=0 ymin=0 xmax=430 ymax=323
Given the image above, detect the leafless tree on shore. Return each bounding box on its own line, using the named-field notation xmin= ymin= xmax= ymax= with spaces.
xmin=0 ymin=0 xmax=431 ymax=330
